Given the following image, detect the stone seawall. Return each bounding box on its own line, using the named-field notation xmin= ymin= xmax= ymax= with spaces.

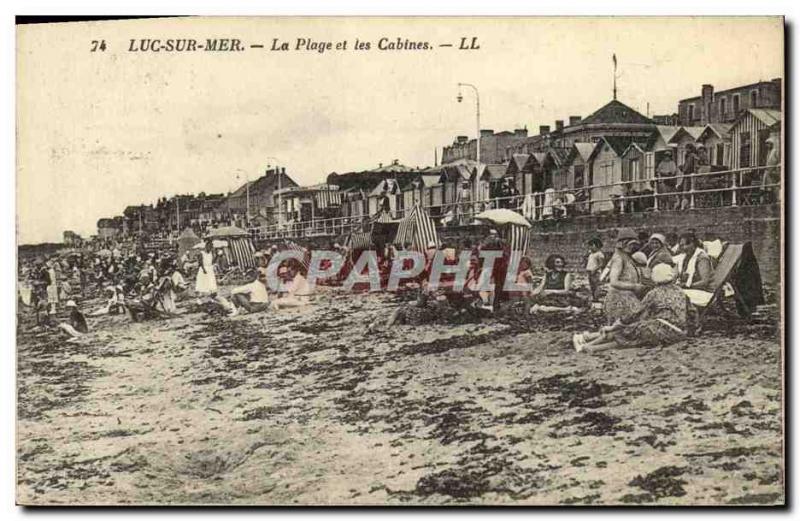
xmin=257 ymin=204 xmax=782 ymax=287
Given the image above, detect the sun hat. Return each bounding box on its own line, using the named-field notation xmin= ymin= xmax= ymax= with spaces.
xmin=649 ymin=233 xmax=667 ymax=246
xmin=427 ymin=241 xmax=436 ymax=248
xmin=616 ymin=228 xmax=638 ymax=242
xmin=66 ymin=300 xmax=77 ymax=308
xmin=632 ymin=251 xmax=648 ymax=265
xmin=651 ymin=263 xmax=675 ymax=284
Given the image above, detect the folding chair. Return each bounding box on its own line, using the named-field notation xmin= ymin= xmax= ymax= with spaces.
xmin=687 ymin=242 xmax=765 ymax=331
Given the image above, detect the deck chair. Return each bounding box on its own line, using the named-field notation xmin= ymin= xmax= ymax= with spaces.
xmin=686 ymin=242 xmax=765 ymax=329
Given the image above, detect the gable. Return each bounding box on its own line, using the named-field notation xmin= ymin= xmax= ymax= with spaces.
xmin=580 ymin=99 xmax=654 ymax=126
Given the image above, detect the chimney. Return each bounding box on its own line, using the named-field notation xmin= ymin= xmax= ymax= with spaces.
xmin=555 ymin=120 xmax=564 ymax=132
xmin=281 ymin=167 xmax=286 ymax=175
xmin=378 ymin=162 xmax=383 ymax=168
xmin=480 ymin=129 xmax=494 ymax=137
xmin=456 ymin=135 xmax=469 ymax=144
xmin=539 ymin=125 xmax=550 ymax=135
xmin=514 ymin=128 xmax=528 ymax=137
xmin=569 ymin=115 xmax=582 ymax=126
xmin=702 ymin=84 xmax=714 ymax=102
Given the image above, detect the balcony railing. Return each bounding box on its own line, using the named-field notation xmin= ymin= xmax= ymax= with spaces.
xmin=247 ymin=164 xmax=780 ymax=241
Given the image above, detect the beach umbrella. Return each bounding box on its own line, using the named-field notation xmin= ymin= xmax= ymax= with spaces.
xmin=177 ymin=228 xmax=200 ymax=259
xmin=475 ymin=208 xmax=531 ymax=228
xmin=193 ymin=239 xmax=229 ymax=249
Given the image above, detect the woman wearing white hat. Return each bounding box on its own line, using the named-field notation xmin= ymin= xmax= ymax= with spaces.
xmin=574 ymin=263 xmax=688 ymax=353
xmin=57 ymin=300 xmax=89 ymax=341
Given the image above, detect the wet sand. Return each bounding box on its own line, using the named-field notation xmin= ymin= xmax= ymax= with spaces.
xmin=16 ymin=289 xmax=784 ymax=505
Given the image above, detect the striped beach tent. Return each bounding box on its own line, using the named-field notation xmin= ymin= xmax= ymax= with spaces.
xmin=349 ymin=231 xmax=373 ymax=251
xmin=501 ymin=223 xmax=530 ymax=257
xmin=394 ymin=205 xmax=439 ymax=252
xmin=285 ymin=240 xmax=312 ymax=274
xmin=227 ymin=237 xmax=257 ymax=269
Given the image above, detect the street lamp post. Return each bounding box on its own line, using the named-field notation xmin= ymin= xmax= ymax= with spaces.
xmin=265 ymin=156 xmax=282 ymax=227
xmin=457 ymin=82 xmax=481 ymax=167
xmin=235 ymin=169 xmax=250 ymax=228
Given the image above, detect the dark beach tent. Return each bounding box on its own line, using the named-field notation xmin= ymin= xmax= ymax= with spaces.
xmin=204 ymin=226 xmax=256 ymax=269
xmin=176 ymin=228 xmax=200 ymax=259
xmin=371 ymin=210 xmax=400 ymax=253
xmin=394 ymin=205 xmax=439 ymax=252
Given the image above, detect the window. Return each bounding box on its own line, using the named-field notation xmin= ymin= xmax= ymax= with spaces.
xmin=720 ymin=97 xmax=727 ymax=116
xmin=740 ymin=131 xmax=751 ymax=168
xmin=629 ymin=158 xmax=640 ymax=182
xmin=574 ymin=164 xmax=585 ymax=188
xmin=733 ymin=94 xmax=740 ymax=115
xmin=688 ymin=104 xmax=695 ymax=121
xmin=750 ymin=90 xmax=758 ymax=107
xmin=716 ymin=143 xmax=725 ymax=167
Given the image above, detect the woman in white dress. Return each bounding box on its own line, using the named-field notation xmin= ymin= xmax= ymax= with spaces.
xmin=195 ymin=240 xmax=218 ymax=295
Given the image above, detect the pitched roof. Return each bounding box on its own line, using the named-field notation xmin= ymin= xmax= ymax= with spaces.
xmin=697 ymin=123 xmax=733 ymax=142
xmin=655 ymin=125 xmax=682 ymax=144
xmin=370 ymin=162 xmax=415 ymax=173
xmin=544 ymin=147 xmax=570 ymax=168
xmin=368 ymin=178 xmax=401 ymax=197
xmin=591 ymin=136 xmax=648 ymax=159
xmin=579 ymin=99 xmax=654 ymax=126
xmin=477 ymin=164 xmax=508 ymax=180
xmin=572 ymin=142 xmax=599 ymax=163
xmin=744 ymin=108 xmax=782 ymax=127
xmin=683 ymin=126 xmax=706 ymax=140
xmin=511 ymin=154 xmax=531 ymax=172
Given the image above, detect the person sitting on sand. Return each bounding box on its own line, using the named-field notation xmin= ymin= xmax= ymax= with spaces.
xmin=57 ymin=300 xmax=89 ymax=341
xmin=573 ymin=263 xmax=688 ymax=354
xmin=224 ymin=269 xmax=270 ymax=316
xmin=89 ymin=285 xmax=125 ymax=316
xmin=369 ymin=290 xmax=476 ymax=331
xmin=271 ymin=261 xmax=314 ymax=311
xmin=647 ymin=233 xmax=675 ymax=269
xmin=603 ymin=228 xmax=645 ymax=325
xmin=529 ymin=254 xmax=588 ymax=313
xmin=585 ymin=237 xmax=605 ymax=302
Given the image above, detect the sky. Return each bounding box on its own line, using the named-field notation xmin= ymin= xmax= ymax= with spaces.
xmin=16 ymin=16 xmax=783 ymax=244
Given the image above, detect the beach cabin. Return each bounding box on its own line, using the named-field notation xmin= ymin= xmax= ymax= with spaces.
xmin=668 ymin=126 xmax=705 ymax=167
xmin=696 ymin=124 xmax=733 ymax=169
xmin=474 ymin=164 xmax=508 ymax=206
xmin=587 ymin=136 xmax=646 ymax=214
xmin=730 ymin=108 xmax=782 ymax=170
xmin=544 ymin=148 xmax=571 ymax=191
xmin=367 ymin=179 xmax=402 ymax=218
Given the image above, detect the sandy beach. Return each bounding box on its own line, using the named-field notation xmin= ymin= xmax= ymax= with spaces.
xmin=16 ymin=288 xmax=783 ymax=505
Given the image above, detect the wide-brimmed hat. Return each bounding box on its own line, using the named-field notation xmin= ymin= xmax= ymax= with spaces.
xmin=66 ymin=300 xmax=77 ymax=308
xmin=616 ymin=228 xmax=638 ymax=242
xmin=651 ymin=263 xmax=675 ymax=284
xmin=632 ymin=251 xmax=648 ymax=265
xmin=649 ymin=233 xmax=667 ymax=246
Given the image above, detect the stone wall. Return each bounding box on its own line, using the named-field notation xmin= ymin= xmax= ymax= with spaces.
xmin=258 ymin=204 xmax=782 ymax=287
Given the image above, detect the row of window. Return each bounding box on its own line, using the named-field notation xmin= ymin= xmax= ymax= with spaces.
xmin=685 ymin=90 xmax=758 ymax=120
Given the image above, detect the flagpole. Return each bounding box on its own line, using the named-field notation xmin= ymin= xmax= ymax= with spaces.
xmin=613 ymin=53 xmax=618 ymax=101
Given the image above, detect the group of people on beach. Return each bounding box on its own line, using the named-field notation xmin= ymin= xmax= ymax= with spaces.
xmin=19 ymin=223 xmax=733 ymax=355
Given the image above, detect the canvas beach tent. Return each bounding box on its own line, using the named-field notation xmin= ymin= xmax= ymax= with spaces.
xmin=394 ymin=205 xmax=440 ymax=252
xmin=204 ymin=226 xmax=257 ymax=269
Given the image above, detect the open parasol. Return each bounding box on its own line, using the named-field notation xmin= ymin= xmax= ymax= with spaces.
xmin=475 ymin=208 xmax=531 ymax=228
xmin=193 ymin=239 xmax=229 ymax=249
